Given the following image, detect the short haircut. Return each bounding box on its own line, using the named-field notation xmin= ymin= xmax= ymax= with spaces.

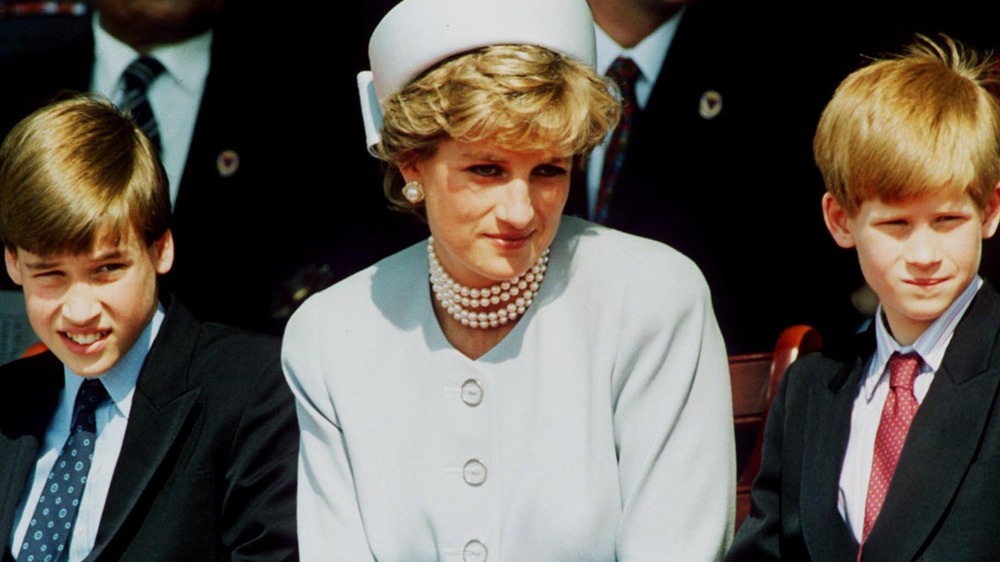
xmin=0 ymin=94 xmax=170 ymax=255
xmin=814 ymin=35 xmax=1000 ymax=215
xmin=376 ymin=44 xmax=620 ymax=212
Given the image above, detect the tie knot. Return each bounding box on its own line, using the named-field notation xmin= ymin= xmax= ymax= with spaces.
xmin=123 ymin=56 xmax=166 ymax=91
xmin=887 ymin=352 xmax=921 ymax=391
xmin=72 ymin=378 xmax=109 ymax=434
xmin=606 ymin=57 xmax=641 ymax=92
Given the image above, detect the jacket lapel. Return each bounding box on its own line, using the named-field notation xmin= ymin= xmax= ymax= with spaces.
xmin=0 ymin=439 xmax=35 ymax=556
xmin=862 ymin=283 xmax=1000 ymax=562
xmin=86 ymin=299 xmax=203 ymax=560
xmin=800 ymin=356 xmax=864 ymax=561
xmin=0 ymin=354 xmax=63 ymax=556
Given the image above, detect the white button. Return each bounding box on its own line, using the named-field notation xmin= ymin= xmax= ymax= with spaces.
xmin=461 ymin=379 xmax=484 ymax=406
xmin=463 ymin=539 xmax=487 ymax=562
xmin=463 ymin=459 xmax=487 ymax=486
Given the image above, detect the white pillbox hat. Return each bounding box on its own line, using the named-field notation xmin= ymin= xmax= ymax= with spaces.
xmin=358 ymin=0 xmax=597 ymax=153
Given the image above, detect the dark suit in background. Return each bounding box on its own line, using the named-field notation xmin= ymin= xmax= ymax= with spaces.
xmin=727 ymin=282 xmax=1000 ymax=561
xmin=0 ymin=5 xmax=420 ymax=335
xmin=0 ymin=299 xmax=298 ymax=561
xmin=568 ymin=0 xmax=867 ymax=354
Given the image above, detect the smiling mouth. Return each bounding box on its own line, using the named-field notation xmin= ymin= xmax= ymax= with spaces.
xmin=63 ymin=331 xmax=110 ymax=345
xmin=906 ymin=278 xmax=949 ymax=287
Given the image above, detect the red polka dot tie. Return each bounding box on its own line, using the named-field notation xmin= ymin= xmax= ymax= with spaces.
xmin=862 ymin=352 xmax=921 ymax=543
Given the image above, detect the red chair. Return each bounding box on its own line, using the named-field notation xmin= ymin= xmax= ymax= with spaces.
xmin=21 ymin=341 xmax=48 ymax=358
xmin=730 ymin=325 xmax=823 ymax=529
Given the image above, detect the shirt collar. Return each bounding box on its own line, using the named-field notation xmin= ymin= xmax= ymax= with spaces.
xmin=594 ymin=6 xmax=684 ymax=91
xmin=92 ymin=12 xmax=213 ymax=98
xmin=864 ymin=275 xmax=983 ymax=398
xmin=64 ymin=303 xmax=165 ymax=420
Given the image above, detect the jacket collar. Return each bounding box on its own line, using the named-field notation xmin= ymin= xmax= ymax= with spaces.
xmin=86 ymin=297 xmax=205 ymax=561
xmin=0 ymin=353 xmax=63 ymax=555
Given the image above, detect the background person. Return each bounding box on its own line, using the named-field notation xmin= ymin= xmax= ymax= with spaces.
xmin=0 ymin=0 xmax=400 ymax=335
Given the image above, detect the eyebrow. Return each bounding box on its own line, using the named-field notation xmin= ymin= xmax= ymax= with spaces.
xmin=458 ymin=151 xmax=572 ymax=164
xmin=22 ymin=249 xmax=126 ymax=270
xmin=91 ymin=249 xmax=126 ymax=261
xmin=459 ymin=151 xmax=505 ymax=162
xmin=23 ymin=259 xmax=61 ymax=271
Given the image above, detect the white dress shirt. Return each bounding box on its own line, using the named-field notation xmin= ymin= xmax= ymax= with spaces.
xmin=586 ymin=9 xmax=684 ymax=217
xmin=91 ymin=14 xmax=212 ymax=207
xmin=837 ymin=276 xmax=982 ymax=541
xmin=11 ymin=307 xmax=164 ymax=562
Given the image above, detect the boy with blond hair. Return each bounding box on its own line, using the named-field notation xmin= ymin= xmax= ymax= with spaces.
xmin=728 ymin=36 xmax=1000 ymax=561
xmin=0 ymin=95 xmax=298 ymax=561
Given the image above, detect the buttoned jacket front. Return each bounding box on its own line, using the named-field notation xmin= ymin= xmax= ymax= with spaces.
xmin=284 ymin=217 xmax=736 ymax=561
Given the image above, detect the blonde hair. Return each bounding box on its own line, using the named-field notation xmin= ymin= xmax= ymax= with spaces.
xmin=814 ymin=35 xmax=1000 ymax=215
xmin=377 ymin=44 xmax=620 ymax=212
xmin=0 ymin=95 xmax=170 ymax=255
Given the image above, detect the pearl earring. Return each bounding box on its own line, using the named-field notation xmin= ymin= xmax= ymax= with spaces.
xmin=402 ymin=181 xmax=425 ymax=204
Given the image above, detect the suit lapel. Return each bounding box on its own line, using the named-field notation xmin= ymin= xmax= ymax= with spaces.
xmin=0 ymin=439 xmax=35 ymax=556
xmin=0 ymin=355 xmax=63 ymax=556
xmin=862 ymin=284 xmax=1000 ymax=562
xmin=800 ymin=357 xmax=864 ymax=561
xmin=86 ymin=300 xmax=203 ymax=560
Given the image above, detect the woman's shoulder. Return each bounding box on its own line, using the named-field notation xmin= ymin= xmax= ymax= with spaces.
xmin=285 ymin=240 xmax=427 ymax=334
xmin=556 ymin=216 xmax=709 ymax=296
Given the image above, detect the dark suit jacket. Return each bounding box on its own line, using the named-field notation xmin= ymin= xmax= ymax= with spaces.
xmin=0 ymin=299 xmax=298 ymax=561
xmin=727 ymin=282 xmax=1000 ymax=561
xmin=566 ymin=1 xmax=866 ymax=354
xmin=0 ymin=10 xmax=405 ymax=335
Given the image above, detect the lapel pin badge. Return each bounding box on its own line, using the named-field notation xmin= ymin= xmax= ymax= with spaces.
xmin=216 ymin=149 xmax=240 ymax=178
xmin=699 ymin=90 xmax=723 ymax=120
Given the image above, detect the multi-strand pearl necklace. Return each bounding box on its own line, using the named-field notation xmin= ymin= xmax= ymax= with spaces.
xmin=427 ymin=237 xmax=549 ymax=329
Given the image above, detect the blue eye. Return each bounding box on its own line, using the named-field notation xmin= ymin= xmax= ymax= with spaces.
xmin=468 ymin=165 xmax=502 ymax=177
xmin=96 ymin=263 xmax=128 ymax=278
xmin=534 ymin=165 xmax=568 ymax=178
xmin=879 ymin=219 xmax=908 ymax=227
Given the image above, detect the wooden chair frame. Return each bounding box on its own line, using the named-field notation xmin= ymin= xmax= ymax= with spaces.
xmin=730 ymin=325 xmax=822 ymax=528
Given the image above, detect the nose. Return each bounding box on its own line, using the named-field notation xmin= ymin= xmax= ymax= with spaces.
xmin=904 ymin=225 xmax=942 ymax=268
xmin=62 ymin=282 xmax=101 ymax=325
xmin=494 ymin=178 xmax=534 ymax=228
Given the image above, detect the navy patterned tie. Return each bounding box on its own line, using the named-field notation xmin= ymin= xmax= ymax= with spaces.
xmin=121 ymin=56 xmax=166 ymax=153
xmin=18 ymin=379 xmax=109 ymax=562
xmin=595 ymin=56 xmax=641 ymax=224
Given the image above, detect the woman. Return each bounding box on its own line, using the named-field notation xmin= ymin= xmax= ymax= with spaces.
xmin=283 ymin=0 xmax=735 ymax=559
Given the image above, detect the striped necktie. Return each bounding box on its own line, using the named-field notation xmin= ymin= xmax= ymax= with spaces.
xmin=121 ymin=56 xmax=166 ymax=153
xmin=594 ymin=56 xmax=641 ymax=224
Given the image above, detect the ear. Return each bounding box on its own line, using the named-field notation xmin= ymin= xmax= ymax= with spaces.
xmin=151 ymin=230 xmax=175 ymax=275
xmin=4 ymin=247 xmax=22 ymax=286
xmin=981 ymin=183 xmax=1000 ymax=239
xmin=822 ymin=192 xmax=856 ymax=248
xmin=397 ymin=155 xmax=423 ymax=184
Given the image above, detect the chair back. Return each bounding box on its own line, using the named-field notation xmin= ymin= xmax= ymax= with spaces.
xmin=731 ymin=325 xmax=822 ymax=528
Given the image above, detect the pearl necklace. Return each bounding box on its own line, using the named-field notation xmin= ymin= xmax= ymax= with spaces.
xmin=427 ymin=237 xmax=549 ymax=329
